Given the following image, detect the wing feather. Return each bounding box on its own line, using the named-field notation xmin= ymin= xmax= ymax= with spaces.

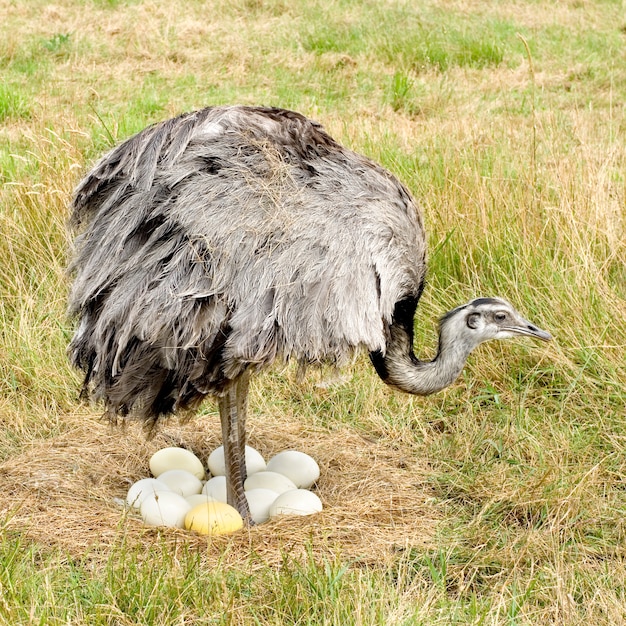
xmin=68 ymin=106 xmax=426 ymax=420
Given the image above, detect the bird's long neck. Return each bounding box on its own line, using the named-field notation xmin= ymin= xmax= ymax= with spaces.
xmin=370 ymin=298 xmax=473 ymax=396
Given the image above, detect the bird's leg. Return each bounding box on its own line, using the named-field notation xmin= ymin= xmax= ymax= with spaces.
xmin=218 ymin=373 xmax=252 ymax=523
xmin=235 ymin=370 xmax=250 ymax=486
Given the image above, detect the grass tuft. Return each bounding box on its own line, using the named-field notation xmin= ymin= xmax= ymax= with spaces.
xmin=0 ymin=84 xmax=31 ymax=122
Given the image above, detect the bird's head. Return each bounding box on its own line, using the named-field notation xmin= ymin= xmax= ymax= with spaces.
xmin=440 ymin=297 xmax=552 ymax=351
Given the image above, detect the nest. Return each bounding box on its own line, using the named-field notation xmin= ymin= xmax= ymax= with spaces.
xmin=0 ymin=410 xmax=439 ymax=568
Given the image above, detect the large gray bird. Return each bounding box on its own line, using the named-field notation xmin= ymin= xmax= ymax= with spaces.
xmin=68 ymin=105 xmax=551 ymax=520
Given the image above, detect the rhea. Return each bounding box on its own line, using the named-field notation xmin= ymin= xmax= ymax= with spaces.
xmin=67 ymin=105 xmax=551 ymax=520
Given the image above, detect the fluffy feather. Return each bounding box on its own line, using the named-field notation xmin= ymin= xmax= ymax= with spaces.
xmin=68 ymin=105 xmax=427 ymax=422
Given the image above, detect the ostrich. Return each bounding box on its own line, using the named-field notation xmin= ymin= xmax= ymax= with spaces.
xmin=68 ymin=105 xmax=551 ymax=520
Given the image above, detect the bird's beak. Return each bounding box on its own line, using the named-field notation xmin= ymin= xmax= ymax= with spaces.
xmin=507 ymin=317 xmax=552 ymax=342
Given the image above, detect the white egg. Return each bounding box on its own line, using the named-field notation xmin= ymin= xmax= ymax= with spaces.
xmin=207 ymin=445 xmax=266 ymax=477
xmin=244 ymin=471 xmax=297 ymax=494
xmin=245 ymin=488 xmax=279 ymax=525
xmin=186 ymin=493 xmax=217 ymax=508
xmin=126 ymin=478 xmax=171 ymax=509
xmin=140 ymin=491 xmax=192 ymax=528
xmin=202 ymin=475 xmax=228 ymax=503
xmin=266 ymin=450 xmax=320 ymax=489
xmin=149 ymin=447 xmax=205 ymax=480
xmin=269 ymin=489 xmax=323 ymax=518
xmin=156 ymin=469 xmax=203 ymax=497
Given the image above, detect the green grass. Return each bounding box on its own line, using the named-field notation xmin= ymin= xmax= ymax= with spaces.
xmin=0 ymin=83 xmax=31 ymax=123
xmin=0 ymin=530 xmax=430 ymax=625
xmin=1 ymin=0 xmax=625 ymax=623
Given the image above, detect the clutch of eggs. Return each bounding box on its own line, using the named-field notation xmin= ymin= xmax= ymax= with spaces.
xmin=126 ymin=445 xmax=322 ymax=533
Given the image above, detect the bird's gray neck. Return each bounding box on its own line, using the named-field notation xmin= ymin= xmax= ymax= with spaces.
xmin=370 ymin=298 xmax=473 ymax=396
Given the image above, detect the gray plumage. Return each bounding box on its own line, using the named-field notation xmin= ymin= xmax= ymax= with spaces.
xmin=68 ymin=105 xmax=550 ymax=520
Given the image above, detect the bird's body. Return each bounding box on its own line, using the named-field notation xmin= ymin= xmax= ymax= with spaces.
xmin=68 ymin=105 xmax=550 ymax=520
xmin=69 ymin=106 xmax=426 ymax=420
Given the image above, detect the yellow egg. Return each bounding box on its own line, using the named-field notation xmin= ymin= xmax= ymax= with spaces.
xmin=184 ymin=501 xmax=244 ymax=535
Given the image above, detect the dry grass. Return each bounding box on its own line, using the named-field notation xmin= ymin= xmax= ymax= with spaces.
xmin=0 ymin=406 xmax=437 ymax=566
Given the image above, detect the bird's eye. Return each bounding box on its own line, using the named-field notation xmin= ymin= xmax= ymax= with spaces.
xmin=494 ymin=312 xmax=507 ymax=322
